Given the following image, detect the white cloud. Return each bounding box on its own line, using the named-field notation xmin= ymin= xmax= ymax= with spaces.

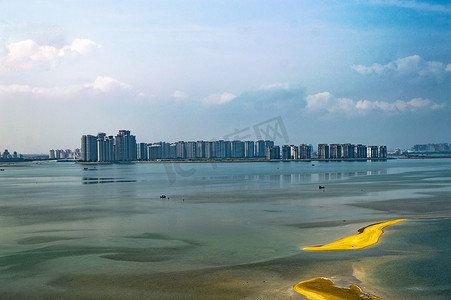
xmin=446 ymin=63 xmax=451 ymax=72
xmin=58 ymin=38 xmax=102 ymax=57
xmin=370 ymin=0 xmax=451 ymax=14
xmin=203 ymin=92 xmax=236 ymax=105
xmin=352 ymin=55 xmax=448 ymax=77
xmin=258 ymin=83 xmax=290 ymax=90
xmin=0 ymin=39 xmax=101 ymax=74
xmin=88 ymin=76 xmax=131 ymax=92
xmin=0 ymin=76 xmax=132 ymax=99
xmin=0 ymin=84 xmax=32 ymax=95
xmin=305 ymin=92 xmax=446 ymax=115
xmin=172 ymin=90 xmax=189 ymax=99
xmin=352 ymin=63 xmax=389 ymax=75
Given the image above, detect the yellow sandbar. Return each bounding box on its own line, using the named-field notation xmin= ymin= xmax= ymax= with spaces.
xmin=293 ymin=277 xmax=381 ymax=300
xmin=303 ymin=219 xmax=406 ymax=251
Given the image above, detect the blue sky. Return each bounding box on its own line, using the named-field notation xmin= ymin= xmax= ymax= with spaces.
xmin=0 ymin=0 xmax=450 ymax=153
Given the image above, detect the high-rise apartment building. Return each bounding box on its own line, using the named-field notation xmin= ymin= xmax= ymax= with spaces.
xmin=137 ymin=143 xmax=148 ymax=160
xmin=255 ymin=140 xmax=266 ymax=158
xmin=330 ymin=144 xmax=342 ymax=159
xmin=318 ymin=144 xmax=330 ymax=159
xmin=224 ymin=141 xmax=231 ymax=158
xmin=265 ymin=140 xmax=274 ymax=150
xmin=97 ymin=135 xmax=114 ymax=162
xmin=185 ymin=142 xmax=197 ymax=159
xmin=162 ymin=143 xmax=168 ymax=158
xmin=378 ymin=146 xmax=387 ymax=158
xmin=176 ymin=141 xmax=186 ymax=158
xmin=196 ymin=141 xmax=205 ymax=159
xmin=266 ymin=146 xmax=280 ymax=160
xmin=147 ymin=144 xmax=162 ymax=160
xmin=299 ymin=144 xmax=312 ymax=159
xmin=367 ymin=146 xmax=378 ymax=158
xmin=355 ymin=144 xmax=367 ymax=158
xmin=231 ymin=141 xmax=244 ymax=158
xmin=213 ymin=140 xmax=226 ymax=158
xmin=115 ymin=130 xmax=137 ymax=161
xmin=168 ymin=143 xmax=176 ymax=159
xmin=281 ymin=145 xmax=291 ymax=159
xmin=81 ymin=134 xmax=98 ymax=162
xmin=290 ymin=145 xmax=299 ymax=159
xmin=341 ymin=144 xmax=355 ymax=158
xmin=244 ymin=141 xmax=254 ymax=158
xmin=204 ymin=141 xmax=212 ymax=158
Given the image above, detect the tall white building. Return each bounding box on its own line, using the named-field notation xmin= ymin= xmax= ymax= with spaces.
xmin=115 ymin=130 xmax=137 ymax=161
xmin=244 ymin=141 xmax=254 ymax=158
xmin=255 ymin=140 xmax=266 ymax=158
xmin=299 ymin=144 xmax=312 ymax=159
xmin=318 ymin=144 xmax=329 ymax=159
xmin=231 ymin=141 xmax=245 ymax=158
xmin=137 ymin=143 xmax=148 ymax=160
xmin=186 ymin=142 xmax=196 ymax=159
xmin=367 ymin=146 xmax=378 ymax=158
xmin=290 ymin=145 xmax=299 ymax=159
xmin=81 ymin=134 xmax=98 ymax=162
xmin=98 ymin=135 xmax=114 ymax=162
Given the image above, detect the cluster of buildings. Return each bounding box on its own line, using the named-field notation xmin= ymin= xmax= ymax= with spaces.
xmin=270 ymin=144 xmax=312 ymax=160
xmin=49 ymin=149 xmax=81 ymax=160
xmin=317 ymin=144 xmax=387 ymax=159
xmin=141 ymin=139 xmax=276 ymax=160
xmin=80 ymin=130 xmax=277 ymax=162
xmin=0 ymin=149 xmax=22 ymax=161
xmin=78 ymin=130 xmax=387 ymax=162
xmin=81 ymin=130 xmax=137 ymax=162
xmin=411 ymin=143 xmax=450 ymax=153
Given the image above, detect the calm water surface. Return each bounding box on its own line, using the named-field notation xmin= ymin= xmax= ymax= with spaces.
xmin=0 ymin=159 xmax=450 ymax=299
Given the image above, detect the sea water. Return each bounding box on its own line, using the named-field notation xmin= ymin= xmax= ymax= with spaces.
xmin=0 ymin=159 xmax=450 ymax=299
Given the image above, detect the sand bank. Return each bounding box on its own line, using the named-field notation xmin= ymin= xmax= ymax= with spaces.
xmin=303 ymin=219 xmax=406 ymax=251
xmin=293 ymin=277 xmax=380 ymax=300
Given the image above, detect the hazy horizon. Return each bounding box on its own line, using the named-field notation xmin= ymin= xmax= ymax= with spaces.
xmin=1 ymin=1 xmax=450 ymax=153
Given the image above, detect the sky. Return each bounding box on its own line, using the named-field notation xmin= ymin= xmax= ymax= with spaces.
xmin=0 ymin=0 xmax=450 ymax=153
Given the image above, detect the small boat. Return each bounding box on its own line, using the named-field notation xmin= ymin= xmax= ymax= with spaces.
xmin=160 ymin=195 xmax=167 ymax=199
xmin=318 ymin=185 xmax=325 ymax=190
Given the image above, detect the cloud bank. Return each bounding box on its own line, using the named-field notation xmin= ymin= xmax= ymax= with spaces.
xmin=171 ymin=90 xmax=189 ymax=99
xmin=203 ymin=92 xmax=236 ymax=105
xmin=305 ymin=92 xmax=446 ymax=115
xmin=371 ymin=0 xmax=451 ymax=14
xmin=0 ymin=76 xmax=132 ymax=99
xmin=0 ymin=39 xmax=101 ymax=74
xmin=352 ymin=55 xmax=450 ymax=77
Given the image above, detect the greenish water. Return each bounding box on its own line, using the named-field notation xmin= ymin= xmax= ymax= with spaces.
xmin=0 ymin=159 xmax=450 ymax=299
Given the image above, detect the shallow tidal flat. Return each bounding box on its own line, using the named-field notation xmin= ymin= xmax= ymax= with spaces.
xmin=0 ymin=159 xmax=450 ymax=299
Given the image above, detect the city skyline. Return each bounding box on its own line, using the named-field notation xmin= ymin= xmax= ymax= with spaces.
xmin=42 ymin=141 xmax=451 ymax=160
xmin=77 ymin=129 xmax=388 ymax=162
xmin=1 ymin=1 xmax=450 ymax=153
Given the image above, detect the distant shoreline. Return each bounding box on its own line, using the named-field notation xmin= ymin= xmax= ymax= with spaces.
xmin=10 ymin=156 xmax=451 ymax=165
xmin=399 ymin=155 xmax=451 ymax=159
xmin=75 ymin=157 xmax=392 ymax=164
